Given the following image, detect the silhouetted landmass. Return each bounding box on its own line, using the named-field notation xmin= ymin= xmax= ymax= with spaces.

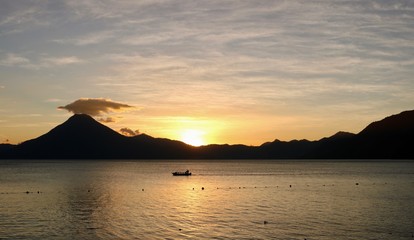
xmin=0 ymin=144 xmax=14 ymax=153
xmin=0 ymin=114 xmax=194 ymax=159
xmin=260 ymin=139 xmax=318 ymax=159
xmin=196 ymin=144 xmax=259 ymax=159
xmin=1 ymin=110 xmax=413 ymax=159
xmin=343 ymin=110 xmax=414 ymax=159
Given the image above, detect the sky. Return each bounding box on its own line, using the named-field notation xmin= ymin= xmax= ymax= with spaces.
xmin=0 ymin=0 xmax=413 ymax=146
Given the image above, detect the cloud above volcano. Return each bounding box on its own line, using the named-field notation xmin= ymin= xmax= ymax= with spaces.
xmin=58 ymin=98 xmax=133 ymax=116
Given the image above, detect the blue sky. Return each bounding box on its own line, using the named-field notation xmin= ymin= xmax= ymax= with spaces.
xmin=1 ymin=0 xmax=413 ymax=145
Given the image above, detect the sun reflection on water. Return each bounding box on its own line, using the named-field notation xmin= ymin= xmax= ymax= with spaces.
xmin=1 ymin=160 xmax=414 ymax=239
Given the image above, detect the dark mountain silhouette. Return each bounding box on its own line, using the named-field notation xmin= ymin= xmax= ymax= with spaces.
xmin=259 ymin=139 xmax=318 ymax=159
xmin=320 ymin=131 xmax=356 ymax=142
xmin=1 ymin=114 xmax=194 ymax=159
xmin=196 ymin=144 xmax=259 ymax=159
xmin=0 ymin=144 xmax=14 ymax=153
xmin=308 ymin=110 xmax=414 ymax=159
xmin=345 ymin=110 xmax=414 ymax=158
xmin=1 ymin=110 xmax=413 ymax=159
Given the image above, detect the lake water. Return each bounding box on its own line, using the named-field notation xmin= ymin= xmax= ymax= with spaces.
xmin=0 ymin=160 xmax=413 ymax=239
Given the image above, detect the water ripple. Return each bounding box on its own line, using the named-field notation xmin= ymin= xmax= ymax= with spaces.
xmin=0 ymin=160 xmax=413 ymax=239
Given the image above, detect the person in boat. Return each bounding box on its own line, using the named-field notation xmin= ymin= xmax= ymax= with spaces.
xmin=185 ymin=170 xmax=189 ymax=174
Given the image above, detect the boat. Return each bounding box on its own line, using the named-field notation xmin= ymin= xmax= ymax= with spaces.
xmin=172 ymin=170 xmax=191 ymax=176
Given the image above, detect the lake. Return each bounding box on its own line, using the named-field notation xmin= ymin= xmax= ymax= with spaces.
xmin=0 ymin=160 xmax=413 ymax=239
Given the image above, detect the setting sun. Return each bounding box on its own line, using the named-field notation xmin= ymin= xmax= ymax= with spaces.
xmin=181 ymin=129 xmax=205 ymax=146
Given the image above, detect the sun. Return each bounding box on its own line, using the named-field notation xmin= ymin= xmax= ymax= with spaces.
xmin=181 ymin=129 xmax=205 ymax=146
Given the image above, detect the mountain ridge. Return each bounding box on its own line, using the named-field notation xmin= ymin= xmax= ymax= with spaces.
xmin=1 ymin=110 xmax=413 ymax=159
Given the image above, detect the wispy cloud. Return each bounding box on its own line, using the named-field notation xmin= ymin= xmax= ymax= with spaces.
xmin=0 ymin=5 xmax=42 ymax=26
xmin=63 ymin=0 xmax=169 ymax=20
xmin=0 ymin=53 xmax=85 ymax=69
xmin=0 ymin=3 xmax=54 ymax=35
xmin=45 ymin=98 xmax=63 ymax=103
xmin=53 ymin=30 xmax=115 ymax=46
xmin=0 ymin=53 xmax=29 ymax=67
xmin=10 ymin=113 xmax=43 ymax=118
xmin=40 ymin=56 xmax=84 ymax=66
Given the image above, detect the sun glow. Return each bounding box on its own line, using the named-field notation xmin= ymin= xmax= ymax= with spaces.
xmin=181 ymin=129 xmax=205 ymax=146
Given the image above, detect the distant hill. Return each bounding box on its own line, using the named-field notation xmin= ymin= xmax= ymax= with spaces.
xmin=1 ymin=110 xmax=413 ymax=159
xmin=259 ymin=139 xmax=318 ymax=159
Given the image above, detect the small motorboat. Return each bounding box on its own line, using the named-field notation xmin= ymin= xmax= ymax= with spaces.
xmin=172 ymin=170 xmax=191 ymax=176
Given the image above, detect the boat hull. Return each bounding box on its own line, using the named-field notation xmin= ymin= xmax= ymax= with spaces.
xmin=172 ymin=172 xmax=191 ymax=176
